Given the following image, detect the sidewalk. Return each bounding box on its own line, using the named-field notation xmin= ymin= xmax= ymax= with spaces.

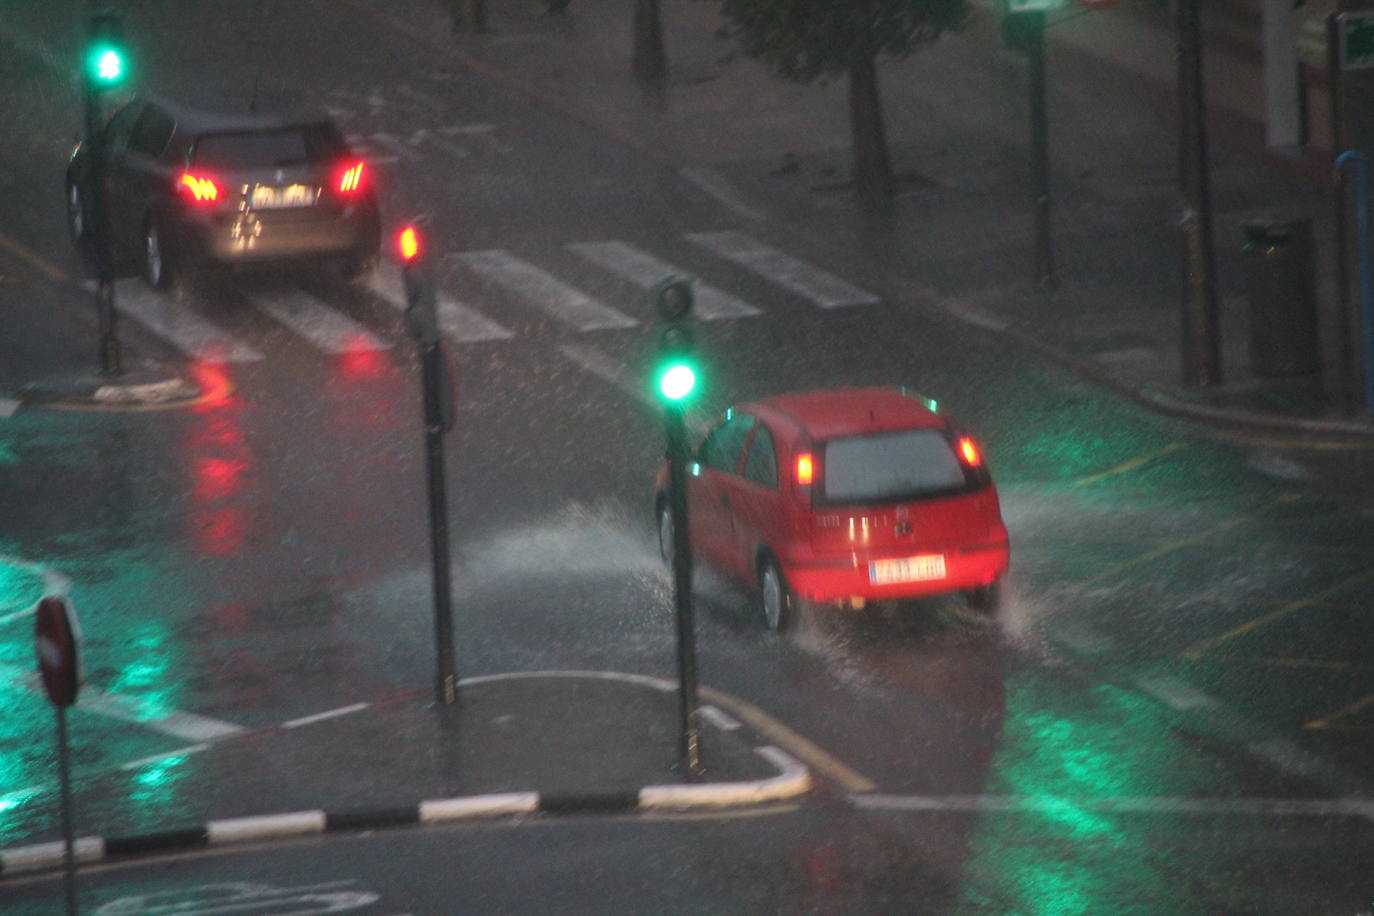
xmin=0 ymin=671 xmax=809 ymax=875
xmin=344 ymin=0 xmax=1374 ymax=442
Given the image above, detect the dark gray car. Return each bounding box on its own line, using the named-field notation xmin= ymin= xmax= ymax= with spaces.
xmin=66 ymin=93 xmax=381 ymax=289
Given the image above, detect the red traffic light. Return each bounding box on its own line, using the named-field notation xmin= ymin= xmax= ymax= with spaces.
xmin=398 ymin=226 xmax=421 ymax=262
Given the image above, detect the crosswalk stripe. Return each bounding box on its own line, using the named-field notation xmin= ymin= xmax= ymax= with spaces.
xmin=97 ymin=280 xmax=263 ymax=363
xmin=248 ymin=289 xmax=391 ymax=355
xmin=455 ymin=249 xmax=637 ymax=331
xmin=566 ymin=241 xmax=760 ymax=321
xmin=685 ymin=230 xmax=880 ymax=309
xmin=369 ymin=262 xmax=513 ymax=343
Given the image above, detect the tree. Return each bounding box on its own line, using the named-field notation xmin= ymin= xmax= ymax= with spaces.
xmin=712 ymin=0 xmax=968 ymax=208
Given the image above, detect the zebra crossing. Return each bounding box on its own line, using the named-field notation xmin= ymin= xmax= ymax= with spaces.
xmin=102 ymin=233 xmax=880 ymax=362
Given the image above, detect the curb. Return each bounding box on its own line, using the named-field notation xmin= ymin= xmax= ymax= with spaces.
xmin=0 ymin=745 xmax=808 ymax=878
xmin=16 ymin=371 xmax=201 ymax=411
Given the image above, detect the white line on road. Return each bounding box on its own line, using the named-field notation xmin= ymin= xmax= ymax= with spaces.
xmin=679 ymin=167 xmax=766 ymax=222
xmin=118 ymin=743 xmax=210 ymax=770
xmin=567 ymin=241 xmax=760 ymax=320
xmin=369 ymin=261 xmax=512 ymax=342
xmin=0 ymin=398 xmax=18 ymax=418
xmin=249 ymin=289 xmax=390 ymax=355
xmin=1132 ymin=673 xmax=1219 ymax=711
xmin=700 ymin=705 xmax=742 ymax=731
xmin=281 ymin=702 xmax=371 ymax=729
xmin=92 ymin=281 xmax=264 ymax=363
xmin=455 ymin=249 xmax=637 ymax=331
xmin=685 ymin=231 xmax=880 ymax=309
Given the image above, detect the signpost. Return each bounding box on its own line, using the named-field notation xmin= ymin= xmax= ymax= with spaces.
xmin=35 ymin=595 xmax=82 ymax=915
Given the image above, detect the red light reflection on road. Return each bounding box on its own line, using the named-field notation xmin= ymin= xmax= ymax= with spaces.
xmin=333 ymin=338 xmax=386 ymax=381
xmin=184 ymin=362 xmax=254 ymax=555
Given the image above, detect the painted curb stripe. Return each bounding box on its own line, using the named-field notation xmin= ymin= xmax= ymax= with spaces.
xmin=326 ymin=807 xmax=420 ymax=831
xmin=419 ymin=793 xmax=540 ymax=822
xmin=104 ymin=828 xmax=208 ymax=858
xmin=207 ymin=811 xmax=326 ymax=844
xmin=538 ymin=790 xmax=641 ymax=814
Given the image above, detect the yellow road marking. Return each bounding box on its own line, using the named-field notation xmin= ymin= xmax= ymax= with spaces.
xmin=1069 ymin=442 xmax=1186 ymax=488
xmin=699 ymin=684 xmax=877 ymax=793
xmin=0 ymin=231 xmax=69 ymax=282
xmin=1180 ymin=566 xmax=1374 ymax=660
xmin=1305 ymin=692 xmax=1374 ymax=731
xmin=1064 ymin=492 xmax=1301 ymax=596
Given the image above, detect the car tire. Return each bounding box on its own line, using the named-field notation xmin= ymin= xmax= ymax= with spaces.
xmin=759 ymin=557 xmax=794 ymax=633
xmin=657 ymin=499 xmax=673 ymax=567
xmin=66 ymin=179 xmax=90 ymax=245
xmin=141 ymin=217 xmax=175 ymax=291
xmin=966 ymin=577 xmax=1005 ymax=615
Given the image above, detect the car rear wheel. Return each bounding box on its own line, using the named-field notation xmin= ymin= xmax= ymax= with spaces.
xmin=66 ymin=179 xmax=89 ymax=244
xmin=759 ymin=558 xmax=794 ymax=632
xmin=141 ymin=218 xmax=174 ymax=291
xmin=966 ymin=577 xmax=1005 ymax=614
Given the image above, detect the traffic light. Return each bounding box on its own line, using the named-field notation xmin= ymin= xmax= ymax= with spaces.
xmin=651 ymin=277 xmax=696 ymax=402
xmin=398 ymin=224 xmax=438 ymax=344
xmin=85 ymin=11 xmax=128 ymax=90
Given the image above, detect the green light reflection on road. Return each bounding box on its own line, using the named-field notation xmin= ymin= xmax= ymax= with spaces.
xmin=107 ymin=619 xmax=179 ymax=722
xmin=0 ymin=557 xmax=44 ymax=617
xmin=960 ymin=673 xmax=1219 ymax=914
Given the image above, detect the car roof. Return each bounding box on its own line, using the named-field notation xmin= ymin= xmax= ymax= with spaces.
xmin=138 ymin=91 xmax=332 ymax=135
xmin=747 ymin=387 xmax=946 ymax=441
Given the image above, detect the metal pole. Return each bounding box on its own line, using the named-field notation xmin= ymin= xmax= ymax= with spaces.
xmin=1330 ymin=14 xmax=1357 ymax=413
xmin=83 ymin=73 xmax=121 ymax=377
xmin=1028 ymin=11 xmax=1056 ymax=291
xmin=1176 ymin=0 xmax=1222 ymax=387
xmin=57 ymin=707 xmax=78 ymax=916
xmin=1336 ymin=151 xmax=1374 ymax=415
xmin=421 ymin=340 xmax=457 ymax=705
xmin=665 ymin=404 xmax=702 ymax=778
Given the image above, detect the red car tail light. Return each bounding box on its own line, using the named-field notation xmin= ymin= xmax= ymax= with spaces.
xmin=792 ymin=451 xmax=815 ymax=506
xmin=179 ymin=172 xmax=220 ymax=203
xmin=957 ymin=437 xmax=983 ymax=468
xmin=337 ymin=161 xmax=366 ymax=194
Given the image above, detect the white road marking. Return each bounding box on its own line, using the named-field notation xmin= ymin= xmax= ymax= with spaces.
xmin=567 ymin=241 xmax=760 ymax=320
xmin=0 ymin=398 xmax=19 ymax=417
xmin=1132 ymin=673 xmax=1219 ymax=711
xmin=438 ymin=123 xmax=497 ymax=137
xmin=0 ymin=661 xmax=247 ymax=741
xmin=937 ymin=296 xmax=1010 ymax=331
xmin=679 ymin=167 xmax=766 ymax=222
xmin=118 ymin=744 xmax=210 ymax=770
xmin=368 ymin=132 xmax=419 ymax=160
xmin=700 ymin=704 xmax=742 ymax=731
xmin=249 ymin=289 xmax=390 ymax=355
xmin=685 ymin=231 xmax=880 ymax=308
xmin=369 ymin=261 xmax=513 ymax=342
xmin=852 ymin=793 xmax=1374 ymax=821
xmin=92 ymin=280 xmax=263 ymax=363
xmin=455 ymin=249 xmax=637 ymax=331
xmin=281 ymin=702 xmax=371 ymax=729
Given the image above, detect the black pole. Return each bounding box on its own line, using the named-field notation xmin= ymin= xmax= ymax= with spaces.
xmin=57 ymin=707 xmax=78 ymax=915
xmin=632 ymin=0 xmax=666 ymax=84
xmin=422 ymin=341 xmax=457 ymax=705
xmin=1330 ymin=13 xmax=1357 ymax=413
xmin=665 ymin=403 xmax=702 ymax=778
xmin=1176 ymin=0 xmax=1222 ymax=387
xmin=82 ymin=75 xmax=121 ymax=377
xmin=1028 ymin=11 xmax=1056 ymax=291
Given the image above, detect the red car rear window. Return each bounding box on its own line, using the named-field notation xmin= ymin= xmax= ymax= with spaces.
xmin=821 ymin=430 xmax=966 ymax=503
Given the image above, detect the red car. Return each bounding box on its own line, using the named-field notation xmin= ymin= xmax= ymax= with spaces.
xmin=655 ymin=387 xmax=1009 ymax=630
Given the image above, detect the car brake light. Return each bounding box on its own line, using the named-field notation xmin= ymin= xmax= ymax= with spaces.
xmin=795 ymin=453 xmax=814 ymax=485
xmin=958 ymin=437 xmax=982 ymax=467
xmin=337 ymin=161 xmax=365 ymax=194
xmin=179 ymin=172 xmax=219 ymax=203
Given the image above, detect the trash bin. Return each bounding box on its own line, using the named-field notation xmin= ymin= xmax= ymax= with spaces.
xmin=1241 ymin=217 xmax=1321 ymax=377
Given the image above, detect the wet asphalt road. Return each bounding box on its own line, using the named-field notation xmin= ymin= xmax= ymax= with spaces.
xmin=2 ymin=0 xmax=1374 ymax=912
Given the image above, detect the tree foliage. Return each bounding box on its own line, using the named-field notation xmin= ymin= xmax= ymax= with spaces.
xmin=714 ymin=0 xmax=970 ymax=83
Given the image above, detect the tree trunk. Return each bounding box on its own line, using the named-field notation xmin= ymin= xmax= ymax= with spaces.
xmin=848 ymin=52 xmax=893 ymax=210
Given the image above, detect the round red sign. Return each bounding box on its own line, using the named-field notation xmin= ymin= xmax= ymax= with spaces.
xmin=34 ymin=596 xmax=80 ymax=707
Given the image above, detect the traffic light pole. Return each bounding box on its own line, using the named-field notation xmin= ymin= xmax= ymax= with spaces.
xmin=82 ymin=69 xmax=121 ymax=377
xmin=664 ymin=402 xmax=702 ymax=779
xmin=421 ymin=335 xmax=458 ymax=706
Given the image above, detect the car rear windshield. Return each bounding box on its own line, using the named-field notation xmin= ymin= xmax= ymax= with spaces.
xmin=821 ymin=429 xmax=967 ymax=504
xmin=191 ymin=124 xmax=344 ymax=170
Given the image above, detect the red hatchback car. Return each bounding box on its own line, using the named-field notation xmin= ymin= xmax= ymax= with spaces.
xmin=655 ymin=387 xmax=1010 ymax=630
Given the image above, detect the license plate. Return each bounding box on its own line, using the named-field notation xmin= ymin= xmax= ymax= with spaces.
xmin=250 ymin=184 xmax=319 ymax=209
xmin=869 ymin=554 xmax=946 ymax=585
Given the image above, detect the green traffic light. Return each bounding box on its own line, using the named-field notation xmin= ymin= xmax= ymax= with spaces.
xmin=658 ymin=363 xmax=696 ymax=401
xmin=88 ymin=45 xmax=124 ymax=84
